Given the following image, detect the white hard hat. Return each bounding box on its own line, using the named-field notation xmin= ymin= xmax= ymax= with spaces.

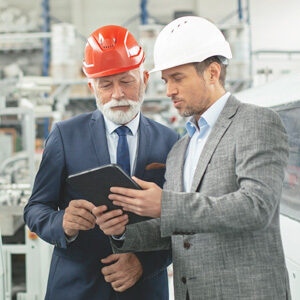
xmin=149 ymin=16 xmax=232 ymax=73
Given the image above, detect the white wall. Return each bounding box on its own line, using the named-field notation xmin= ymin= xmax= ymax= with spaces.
xmin=250 ymin=0 xmax=300 ymax=50
xmin=195 ymin=0 xmax=300 ymax=51
xmin=195 ymin=0 xmax=300 ymax=84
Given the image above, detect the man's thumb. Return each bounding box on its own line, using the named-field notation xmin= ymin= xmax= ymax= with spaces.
xmin=101 ymin=253 xmax=119 ymax=264
xmin=132 ymin=176 xmax=151 ymax=189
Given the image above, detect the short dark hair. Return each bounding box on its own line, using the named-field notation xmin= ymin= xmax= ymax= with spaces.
xmin=193 ymin=56 xmax=227 ymax=87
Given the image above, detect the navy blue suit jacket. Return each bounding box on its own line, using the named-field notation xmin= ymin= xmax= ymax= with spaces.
xmin=24 ymin=110 xmax=179 ymax=300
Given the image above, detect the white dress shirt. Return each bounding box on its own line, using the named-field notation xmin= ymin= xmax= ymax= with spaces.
xmin=103 ymin=113 xmax=140 ymax=175
xmin=183 ymin=92 xmax=230 ymax=192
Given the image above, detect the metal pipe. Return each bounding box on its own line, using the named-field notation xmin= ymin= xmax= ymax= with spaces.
xmin=42 ymin=0 xmax=50 ymax=77
xmin=42 ymin=0 xmax=51 ymax=138
xmin=238 ymin=0 xmax=243 ymax=21
xmin=252 ymin=50 xmax=300 ymax=55
xmin=0 ymin=32 xmax=52 ymax=40
xmin=246 ymin=0 xmax=253 ymax=87
xmin=0 ymin=229 xmax=5 ymax=300
xmin=140 ymin=0 xmax=148 ymax=25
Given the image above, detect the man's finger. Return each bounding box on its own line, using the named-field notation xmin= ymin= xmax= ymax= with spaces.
xmin=110 ymin=186 xmax=142 ymax=198
xmin=63 ymin=220 xmax=93 ymax=231
xmin=112 ymin=279 xmax=126 ymax=289
xmin=99 ymin=215 xmax=128 ymax=230
xmin=102 ymin=219 xmax=128 ymax=236
xmin=108 ymin=193 xmax=141 ymax=206
xmin=68 ymin=207 xmax=96 ymax=225
xmin=101 ymin=220 xmax=127 ymax=236
xmin=70 ymin=199 xmax=95 ymax=212
xmin=131 ymin=176 xmax=152 ymax=189
xmin=101 ymin=261 xmax=119 ymax=276
xmin=92 ymin=205 xmax=108 ymax=217
xmin=104 ymin=272 xmax=122 ymax=283
xmin=101 ymin=253 xmax=120 ymax=264
xmin=64 ymin=213 xmax=95 ymax=228
xmin=97 ymin=209 xmax=124 ymax=224
xmin=112 ymin=280 xmax=130 ymax=292
xmin=112 ymin=201 xmax=142 ymax=216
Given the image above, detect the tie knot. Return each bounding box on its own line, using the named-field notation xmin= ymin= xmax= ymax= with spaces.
xmin=115 ymin=126 xmax=131 ymax=136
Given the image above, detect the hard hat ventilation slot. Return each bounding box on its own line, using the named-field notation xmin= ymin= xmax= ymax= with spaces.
xmin=99 ymin=37 xmax=116 ymax=49
xmin=170 ymin=20 xmax=188 ymax=34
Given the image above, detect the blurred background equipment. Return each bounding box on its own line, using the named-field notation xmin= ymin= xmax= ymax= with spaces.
xmin=0 ymin=0 xmax=299 ymax=299
xmin=0 ymin=228 xmax=5 ymax=300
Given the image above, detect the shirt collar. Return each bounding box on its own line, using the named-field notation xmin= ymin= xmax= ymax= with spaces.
xmin=103 ymin=112 xmax=140 ymax=136
xmin=186 ymin=92 xmax=231 ymax=137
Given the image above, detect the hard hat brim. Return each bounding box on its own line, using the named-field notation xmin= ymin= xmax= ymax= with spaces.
xmin=149 ymin=41 xmax=232 ymax=73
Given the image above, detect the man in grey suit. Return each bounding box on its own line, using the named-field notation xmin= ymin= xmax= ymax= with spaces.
xmin=93 ymin=16 xmax=291 ymax=299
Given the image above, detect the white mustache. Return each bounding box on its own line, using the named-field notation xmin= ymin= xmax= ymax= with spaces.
xmin=104 ymin=99 xmax=136 ymax=109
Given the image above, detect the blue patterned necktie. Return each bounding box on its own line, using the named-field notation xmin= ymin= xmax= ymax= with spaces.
xmin=115 ymin=126 xmax=131 ymax=175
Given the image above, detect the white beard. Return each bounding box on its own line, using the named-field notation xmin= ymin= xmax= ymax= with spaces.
xmin=96 ymin=98 xmax=142 ymax=125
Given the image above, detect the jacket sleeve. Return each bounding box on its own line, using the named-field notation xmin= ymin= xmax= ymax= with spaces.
xmin=23 ymin=124 xmax=68 ymax=249
xmin=160 ymin=108 xmax=289 ymax=237
xmin=110 ymin=218 xmax=172 ymax=280
xmin=110 ymin=218 xmax=171 ymax=253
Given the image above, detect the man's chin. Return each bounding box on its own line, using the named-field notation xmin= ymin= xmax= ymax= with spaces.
xmin=110 ymin=106 xmax=130 ymax=112
xmin=102 ymin=109 xmax=136 ymax=125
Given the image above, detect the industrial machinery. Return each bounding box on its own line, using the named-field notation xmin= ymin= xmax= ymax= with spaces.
xmin=0 ymin=76 xmax=86 ymax=299
xmin=0 ymin=228 xmax=5 ymax=300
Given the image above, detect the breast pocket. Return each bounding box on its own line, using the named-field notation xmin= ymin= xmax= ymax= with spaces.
xmin=142 ymin=168 xmax=166 ymax=187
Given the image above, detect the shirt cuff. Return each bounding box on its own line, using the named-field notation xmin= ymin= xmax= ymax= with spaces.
xmin=65 ymin=232 xmax=78 ymax=243
xmin=111 ymin=233 xmax=126 ymax=241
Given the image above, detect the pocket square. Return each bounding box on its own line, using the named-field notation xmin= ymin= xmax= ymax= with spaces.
xmin=145 ymin=162 xmax=166 ymax=170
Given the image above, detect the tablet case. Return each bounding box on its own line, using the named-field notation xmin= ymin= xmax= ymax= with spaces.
xmin=67 ymin=164 xmax=151 ymax=225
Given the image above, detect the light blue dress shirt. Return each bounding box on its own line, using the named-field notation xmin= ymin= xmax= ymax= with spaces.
xmin=183 ymin=92 xmax=231 ymax=192
xmin=103 ymin=113 xmax=140 ymax=175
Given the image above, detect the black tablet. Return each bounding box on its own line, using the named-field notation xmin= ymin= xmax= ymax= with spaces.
xmin=67 ymin=164 xmax=151 ymax=225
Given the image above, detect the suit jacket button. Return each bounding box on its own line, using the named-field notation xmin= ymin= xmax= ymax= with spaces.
xmin=184 ymin=242 xmax=190 ymax=249
xmin=181 ymin=277 xmax=186 ymax=284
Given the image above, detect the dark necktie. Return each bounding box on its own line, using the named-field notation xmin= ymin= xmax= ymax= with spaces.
xmin=115 ymin=126 xmax=131 ymax=175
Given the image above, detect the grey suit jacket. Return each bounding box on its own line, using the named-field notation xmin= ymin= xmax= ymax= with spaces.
xmin=112 ymin=95 xmax=291 ymax=300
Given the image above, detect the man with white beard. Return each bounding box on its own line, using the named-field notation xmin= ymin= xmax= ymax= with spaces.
xmin=24 ymin=25 xmax=179 ymax=300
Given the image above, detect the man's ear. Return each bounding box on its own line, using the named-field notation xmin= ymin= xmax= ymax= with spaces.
xmin=207 ymin=62 xmax=221 ymax=84
xmin=88 ymin=81 xmax=94 ymax=92
xmin=143 ymin=71 xmax=149 ymax=88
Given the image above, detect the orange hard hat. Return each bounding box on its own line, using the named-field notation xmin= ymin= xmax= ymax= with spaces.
xmin=83 ymin=25 xmax=145 ymax=78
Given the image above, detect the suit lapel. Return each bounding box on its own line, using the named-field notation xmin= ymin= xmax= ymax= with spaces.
xmin=134 ymin=114 xmax=150 ymax=178
xmin=190 ymin=95 xmax=240 ymax=192
xmin=89 ymin=110 xmax=110 ymax=166
xmin=175 ymin=135 xmax=190 ymax=192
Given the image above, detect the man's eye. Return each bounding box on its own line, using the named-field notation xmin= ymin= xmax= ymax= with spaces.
xmin=174 ymin=77 xmax=182 ymax=82
xmin=100 ymin=83 xmax=112 ymax=88
xmin=121 ymin=80 xmax=133 ymax=84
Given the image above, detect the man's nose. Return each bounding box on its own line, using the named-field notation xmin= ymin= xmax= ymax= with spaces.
xmin=166 ymin=82 xmax=178 ymax=98
xmin=112 ymin=83 xmax=125 ymax=100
